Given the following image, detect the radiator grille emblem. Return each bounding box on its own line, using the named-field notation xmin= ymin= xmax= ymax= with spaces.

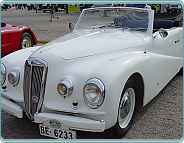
xmin=32 ymin=94 xmax=38 ymax=103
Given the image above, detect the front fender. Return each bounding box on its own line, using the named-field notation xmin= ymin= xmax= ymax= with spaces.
xmin=94 ymin=51 xmax=182 ymax=129
xmin=88 ymin=51 xmax=149 ymax=129
xmin=18 ymin=25 xmax=38 ymax=45
xmin=1 ymin=46 xmax=40 ymax=102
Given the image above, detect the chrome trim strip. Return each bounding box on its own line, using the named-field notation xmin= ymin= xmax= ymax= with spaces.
xmin=1 ymin=63 xmax=6 ymax=86
xmin=70 ymin=127 xmax=104 ymax=132
xmin=28 ymin=64 xmax=33 ymax=119
xmin=44 ymin=105 xmax=105 ymax=116
xmin=37 ymin=66 xmax=47 ymax=112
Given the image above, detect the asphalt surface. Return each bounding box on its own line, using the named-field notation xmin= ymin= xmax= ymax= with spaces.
xmin=1 ymin=7 xmax=80 ymax=41
xmin=1 ymin=8 xmax=183 ymax=140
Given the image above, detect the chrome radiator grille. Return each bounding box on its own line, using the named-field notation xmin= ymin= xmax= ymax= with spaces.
xmin=23 ymin=58 xmax=48 ymax=120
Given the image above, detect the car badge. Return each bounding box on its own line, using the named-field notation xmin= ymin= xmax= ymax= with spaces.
xmin=31 ymin=61 xmax=35 ymax=65
xmin=49 ymin=120 xmax=61 ymax=128
xmin=32 ymin=94 xmax=38 ymax=103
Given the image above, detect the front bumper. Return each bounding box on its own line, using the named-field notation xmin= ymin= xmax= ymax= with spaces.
xmin=34 ymin=113 xmax=105 ymax=132
xmin=1 ymin=96 xmax=23 ymax=118
xmin=1 ymin=96 xmax=105 ymax=132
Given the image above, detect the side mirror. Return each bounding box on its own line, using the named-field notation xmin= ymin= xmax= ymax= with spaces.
xmin=69 ymin=23 xmax=74 ymax=31
xmin=159 ymin=28 xmax=168 ymax=38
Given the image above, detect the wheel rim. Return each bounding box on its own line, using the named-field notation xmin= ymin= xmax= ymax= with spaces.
xmin=22 ymin=37 xmax=32 ymax=49
xmin=118 ymin=88 xmax=135 ymax=129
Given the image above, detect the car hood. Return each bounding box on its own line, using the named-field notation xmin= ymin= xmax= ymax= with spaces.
xmin=32 ymin=29 xmax=145 ymax=60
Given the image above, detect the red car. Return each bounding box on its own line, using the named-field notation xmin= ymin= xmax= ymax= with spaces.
xmin=1 ymin=23 xmax=37 ymax=57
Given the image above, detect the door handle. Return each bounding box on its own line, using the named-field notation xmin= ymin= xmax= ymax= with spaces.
xmin=175 ymin=40 xmax=180 ymax=43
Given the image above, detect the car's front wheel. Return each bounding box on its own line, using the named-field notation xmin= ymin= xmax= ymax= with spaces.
xmin=112 ymin=78 xmax=138 ymax=138
xmin=19 ymin=32 xmax=33 ymax=49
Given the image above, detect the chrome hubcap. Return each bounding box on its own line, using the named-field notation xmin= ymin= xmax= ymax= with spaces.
xmin=22 ymin=37 xmax=32 ymax=49
xmin=118 ymin=88 xmax=135 ymax=128
xmin=120 ymin=95 xmax=131 ymax=119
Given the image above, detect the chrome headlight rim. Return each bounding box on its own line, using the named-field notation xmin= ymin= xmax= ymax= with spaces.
xmin=8 ymin=69 xmax=20 ymax=86
xmin=1 ymin=63 xmax=6 ymax=86
xmin=83 ymin=78 xmax=105 ymax=109
xmin=57 ymin=78 xmax=74 ymax=98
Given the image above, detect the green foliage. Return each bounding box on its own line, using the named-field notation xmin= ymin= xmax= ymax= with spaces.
xmin=38 ymin=40 xmax=50 ymax=44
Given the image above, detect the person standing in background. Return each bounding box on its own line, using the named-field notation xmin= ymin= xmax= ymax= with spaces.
xmin=75 ymin=4 xmax=79 ymax=13
xmin=160 ymin=4 xmax=167 ymax=13
xmin=15 ymin=4 xmax=18 ymax=10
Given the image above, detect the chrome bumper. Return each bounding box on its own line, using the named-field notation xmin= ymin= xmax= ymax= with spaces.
xmin=34 ymin=113 xmax=105 ymax=132
xmin=1 ymin=96 xmax=23 ymax=118
xmin=1 ymin=96 xmax=105 ymax=132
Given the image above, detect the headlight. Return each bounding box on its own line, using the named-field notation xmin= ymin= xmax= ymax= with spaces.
xmin=83 ymin=78 xmax=105 ymax=109
xmin=1 ymin=63 xmax=6 ymax=86
xmin=8 ymin=69 xmax=20 ymax=86
xmin=57 ymin=78 xmax=74 ymax=98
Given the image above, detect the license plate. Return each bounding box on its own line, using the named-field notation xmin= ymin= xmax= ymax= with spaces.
xmin=39 ymin=124 xmax=76 ymax=139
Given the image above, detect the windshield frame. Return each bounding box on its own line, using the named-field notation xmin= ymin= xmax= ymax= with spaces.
xmin=74 ymin=7 xmax=154 ymax=36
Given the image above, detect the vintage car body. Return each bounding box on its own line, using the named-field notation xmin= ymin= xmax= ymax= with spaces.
xmin=1 ymin=7 xmax=183 ymax=139
xmin=1 ymin=23 xmax=37 ymax=57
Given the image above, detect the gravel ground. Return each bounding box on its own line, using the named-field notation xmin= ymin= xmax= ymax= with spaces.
xmin=1 ymin=8 xmax=183 ymax=140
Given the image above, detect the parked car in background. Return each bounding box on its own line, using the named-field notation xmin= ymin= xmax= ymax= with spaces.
xmin=1 ymin=7 xmax=183 ymax=139
xmin=1 ymin=23 xmax=37 ymax=57
xmin=42 ymin=4 xmax=58 ymax=12
xmin=154 ymin=11 xmax=183 ymax=27
xmin=92 ymin=4 xmax=113 ymax=8
xmin=167 ymin=4 xmax=183 ymax=13
xmin=27 ymin=4 xmax=34 ymax=11
xmin=1 ymin=4 xmax=11 ymax=11
xmin=124 ymin=4 xmax=147 ymax=8
xmin=80 ymin=4 xmax=93 ymax=11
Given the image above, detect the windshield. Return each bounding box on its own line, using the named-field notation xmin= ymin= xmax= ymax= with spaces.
xmin=77 ymin=8 xmax=149 ymax=32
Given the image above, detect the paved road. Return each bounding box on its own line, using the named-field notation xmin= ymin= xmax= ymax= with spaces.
xmin=2 ymin=8 xmax=80 ymax=41
xmin=1 ymin=8 xmax=183 ymax=140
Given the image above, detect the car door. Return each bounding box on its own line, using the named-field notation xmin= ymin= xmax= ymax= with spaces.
xmin=153 ymin=28 xmax=183 ymax=58
xmin=1 ymin=26 xmax=12 ymax=56
xmin=175 ymin=27 xmax=183 ymax=58
xmin=151 ymin=28 xmax=183 ymax=96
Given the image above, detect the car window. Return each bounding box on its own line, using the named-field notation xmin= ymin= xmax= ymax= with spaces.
xmin=1 ymin=23 xmax=6 ymax=27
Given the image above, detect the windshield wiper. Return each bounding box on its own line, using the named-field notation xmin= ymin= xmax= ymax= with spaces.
xmin=90 ymin=23 xmax=107 ymax=29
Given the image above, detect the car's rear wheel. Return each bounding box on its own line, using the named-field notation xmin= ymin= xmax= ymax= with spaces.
xmin=19 ymin=32 xmax=33 ymax=49
xmin=112 ymin=78 xmax=138 ymax=138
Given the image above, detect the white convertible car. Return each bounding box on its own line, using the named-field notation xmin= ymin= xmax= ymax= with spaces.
xmin=1 ymin=7 xmax=183 ymax=139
